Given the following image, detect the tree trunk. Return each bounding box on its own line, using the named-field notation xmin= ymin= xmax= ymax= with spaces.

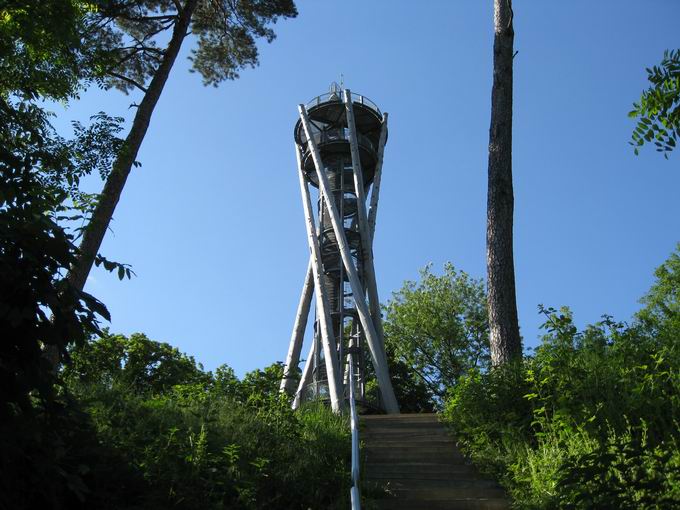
xmin=67 ymin=0 xmax=198 ymax=292
xmin=486 ymin=0 xmax=522 ymax=365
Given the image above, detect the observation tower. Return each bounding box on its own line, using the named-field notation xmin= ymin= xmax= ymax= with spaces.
xmin=280 ymin=84 xmax=399 ymax=414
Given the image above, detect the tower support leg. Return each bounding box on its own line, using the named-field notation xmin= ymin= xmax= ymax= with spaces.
xmin=280 ymin=258 xmax=313 ymax=394
xmin=299 ymin=105 xmax=399 ymax=414
xmin=367 ymin=113 xmax=389 ymax=243
xmin=295 ymin=143 xmax=344 ymax=413
xmin=292 ymin=335 xmax=316 ymax=409
xmin=344 ymin=90 xmax=389 ymax=375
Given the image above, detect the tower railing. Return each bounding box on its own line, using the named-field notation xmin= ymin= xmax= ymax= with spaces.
xmin=300 ymin=128 xmax=377 ymax=154
xmin=306 ymin=92 xmax=382 ymax=116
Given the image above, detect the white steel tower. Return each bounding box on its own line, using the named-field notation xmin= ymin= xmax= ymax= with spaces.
xmin=280 ymin=85 xmax=399 ymax=414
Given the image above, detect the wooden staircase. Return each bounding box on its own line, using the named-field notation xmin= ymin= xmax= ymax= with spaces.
xmin=361 ymin=414 xmax=510 ymax=510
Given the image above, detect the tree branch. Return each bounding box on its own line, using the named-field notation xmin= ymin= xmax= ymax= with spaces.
xmin=130 ymin=14 xmax=177 ymax=21
xmin=107 ymin=72 xmax=148 ymax=93
xmin=404 ymin=360 xmax=443 ymax=398
xmin=112 ymin=47 xmax=144 ymax=68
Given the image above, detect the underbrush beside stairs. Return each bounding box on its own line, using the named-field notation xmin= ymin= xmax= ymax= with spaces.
xmin=442 ymin=246 xmax=680 ymax=509
xmin=1 ymin=334 xmax=350 ymax=510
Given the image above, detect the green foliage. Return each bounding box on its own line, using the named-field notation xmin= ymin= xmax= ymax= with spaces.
xmin=630 ymin=49 xmax=680 ymax=158
xmin=637 ymin=243 xmax=680 ymax=333
xmin=238 ymin=361 xmax=287 ymax=404
xmin=191 ymin=0 xmax=298 ymax=86
xmin=55 ymin=332 xmax=351 ymax=510
xmin=387 ymin=351 xmax=437 ymax=412
xmin=0 ymin=3 xmax=325 ymax=509
xmin=0 ymin=103 xmax=120 ymax=414
xmin=1 ymin=0 xmax=92 ymax=99
xmin=364 ymin=347 xmax=436 ymax=413
xmin=442 ymin=245 xmax=680 ymax=509
xmin=0 ymin=0 xmax=132 ymax=415
xmin=0 ymin=6 xmax=150 ymax=507
xmin=557 ymin=425 xmax=680 ymax=509
xmin=382 ymin=262 xmax=490 ymax=403
xmin=65 ymin=331 xmax=211 ymax=393
xmin=0 ymin=394 xmax=143 ymax=510
xmin=91 ymin=0 xmax=298 ymax=94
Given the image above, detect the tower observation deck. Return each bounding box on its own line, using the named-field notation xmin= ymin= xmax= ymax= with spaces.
xmin=280 ymin=85 xmax=399 ymax=414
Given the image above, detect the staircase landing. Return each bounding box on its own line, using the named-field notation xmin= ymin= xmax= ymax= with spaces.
xmin=361 ymin=414 xmax=510 ymax=510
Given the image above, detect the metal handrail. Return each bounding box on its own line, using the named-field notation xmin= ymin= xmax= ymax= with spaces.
xmin=306 ymin=91 xmax=382 ymax=116
xmin=301 ymin=128 xmax=377 ymax=154
xmin=348 ymin=350 xmax=361 ymax=510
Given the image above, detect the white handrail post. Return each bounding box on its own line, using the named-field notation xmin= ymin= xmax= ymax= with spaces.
xmin=349 ymin=349 xmax=361 ymax=510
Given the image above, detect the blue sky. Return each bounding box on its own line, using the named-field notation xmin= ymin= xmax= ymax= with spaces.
xmin=54 ymin=1 xmax=680 ymax=376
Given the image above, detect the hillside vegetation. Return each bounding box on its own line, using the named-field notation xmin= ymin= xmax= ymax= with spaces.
xmin=442 ymin=246 xmax=680 ymax=509
xmin=1 ymin=335 xmax=350 ymax=509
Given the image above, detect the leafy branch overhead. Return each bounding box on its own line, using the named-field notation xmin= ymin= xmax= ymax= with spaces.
xmin=94 ymin=254 xmax=136 ymax=281
xmin=630 ymin=49 xmax=680 ymax=158
xmin=90 ymin=0 xmax=298 ymax=93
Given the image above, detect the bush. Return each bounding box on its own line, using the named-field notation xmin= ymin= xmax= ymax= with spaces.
xmin=73 ymin=383 xmax=350 ymax=510
xmin=3 ymin=332 xmax=351 ymax=510
xmin=381 ymin=263 xmax=490 ymax=408
xmin=558 ymin=425 xmax=680 ymax=509
xmin=442 ymin=245 xmax=680 ymax=509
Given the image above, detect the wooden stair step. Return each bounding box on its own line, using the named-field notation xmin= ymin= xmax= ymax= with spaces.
xmin=365 ymin=470 xmax=483 ymax=481
xmin=363 ymin=426 xmax=446 ymax=432
xmin=363 ymin=416 xmax=440 ymax=423
xmin=365 ymin=448 xmax=466 ymax=462
xmin=375 ymin=487 xmax=507 ymax=500
xmin=366 ymin=478 xmax=502 ymax=491
xmin=360 ymin=413 xmax=510 ymax=509
xmin=362 ymin=435 xmax=457 ymax=449
xmin=371 ymin=498 xmax=511 ymax=510
xmin=362 ymin=413 xmax=439 ymax=419
xmin=362 ymin=419 xmax=441 ymax=425
xmin=362 ymin=427 xmax=448 ymax=437
xmin=365 ymin=463 xmax=478 ymax=478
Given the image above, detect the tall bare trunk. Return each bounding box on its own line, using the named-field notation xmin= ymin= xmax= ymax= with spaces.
xmin=486 ymin=0 xmax=522 ymax=365
xmin=67 ymin=0 xmax=198 ymax=292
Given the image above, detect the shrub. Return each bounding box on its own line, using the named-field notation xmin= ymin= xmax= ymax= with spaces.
xmin=442 ymin=245 xmax=680 ymax=509
xmin=57 ymin=332 xmax=351 ymax=510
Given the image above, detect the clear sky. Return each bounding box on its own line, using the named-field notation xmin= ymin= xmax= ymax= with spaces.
xmin=53 ymin=1 xmax=680 ymax=376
